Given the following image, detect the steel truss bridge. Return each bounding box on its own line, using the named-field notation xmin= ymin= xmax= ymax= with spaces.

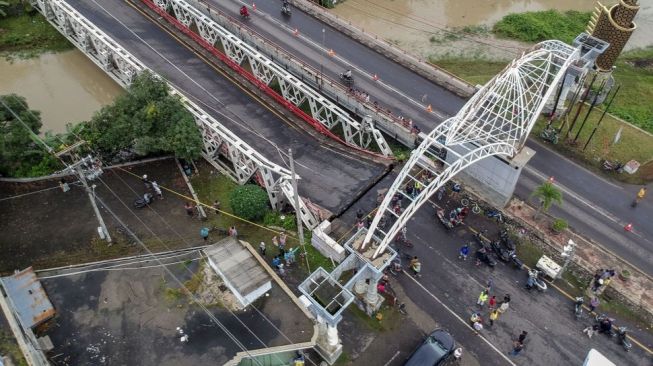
xmin=31 ymin=0 xmax=321 ymax=228
xmin=150 ymin=0 xmax=392 ymax=157
xmin=362 ymin=40 xmax=586 ymax=256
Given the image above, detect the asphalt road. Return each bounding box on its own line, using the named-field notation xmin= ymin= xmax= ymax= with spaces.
xmin=207 ymin=0 xmax=653 ymax=276
xmin=64 ymin=0 xmax=387 ymax=214
xmin=338 ymin=173 xmax=651 ymax=366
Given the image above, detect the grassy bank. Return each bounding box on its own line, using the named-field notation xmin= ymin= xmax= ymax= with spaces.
xmin=493 ymin=10 xmax=591 ymax=44
xmin=0 ymin=11 xmax=72 ymax=58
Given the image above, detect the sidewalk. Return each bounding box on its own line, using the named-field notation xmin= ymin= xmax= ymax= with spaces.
xmin=505 ymin=198 xmax=653 ymax=323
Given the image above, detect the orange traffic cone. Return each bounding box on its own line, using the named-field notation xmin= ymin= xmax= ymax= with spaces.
xmin=426 ymin=104 xmax=433 ymax=113
xmin=373 ymin=74 xmax=379 ymax=81
xmin=293 ymin=28 xmax=299 ymax=36
xmin=624 ymin=223 xmax=633 ymax=232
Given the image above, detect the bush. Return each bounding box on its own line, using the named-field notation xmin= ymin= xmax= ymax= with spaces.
xmin=263 ymin=211 xmax=298 ymax=231
xmin=493 ymin=10 xmax=591 ymax=44
xmin=229 ymin=184 xmax=270 ymax=221
xmin=551 ymin=218 xmax=568 ymax=232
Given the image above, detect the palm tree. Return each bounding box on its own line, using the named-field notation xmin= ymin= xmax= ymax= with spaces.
xmin=531 ymin=181 xmax=563 ymax=219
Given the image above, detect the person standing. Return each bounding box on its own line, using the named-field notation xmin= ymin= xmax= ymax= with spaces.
xmin=589 ymin=296 xmax=600 ymax=313
xmin=279 ymin=232 xmax=287 ymax=251
xmin=509 ymin=341 xmax=523 ymax=356
xmin=152 ymin=181 xmax=163 ymax=199
xmin=228 ymin=226 xmax=238 ymax=238
xmin=184 ymin=202 xmax=195 ymax=217
xmin=488 ymin=295 xmax=497 ymax=311
xmin=459 ymin=244 xmax=470 ymax=260
xmin=259 ymin=241 xmax=266 ymax=256
xmin=200 ymin=227 xmax=209 ymax=241
xmin=518 ymin=331 xmax=528 ymax=344
xmin=633 ymin=186 xmax=647 ymax=207
xmin=477 ymin=290 xmax=489 ymax=308
xmin=489 ymin=309 xmax=499 ymax=326
xmin=212 ymin=200 xmax=221 ymax=215
xmin=498 ymin=301 xmax=510 ymax=314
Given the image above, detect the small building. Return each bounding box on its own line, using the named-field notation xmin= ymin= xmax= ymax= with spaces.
xmin=204 ymin=237 xmax=271 ymax=308
xmin=0 ymin=267 xmax=55 ymax=330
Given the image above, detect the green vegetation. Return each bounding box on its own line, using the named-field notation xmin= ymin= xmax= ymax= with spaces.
xmin=0 ymin=1 xmax=72 ymax=58
xmin=73 ymin=72 xmax=203 ymax=161
xmin=263 ymin=211 xmax=297 ymax=231
xmin=0 ymin=94 xmax=64 ymax=177
xmin=1 ymin=73 xmax=203 ymax=177
xmin=611 ymin=47 xmax=653 ymax=131
xmin=551 ymin=217 xmax=568 ymax=232
xmin=229 ymin=184 xmax=270 ymax=221
xmin=493 ymin=10 xmax=591 ymax=44
xmin=530 ymin=181 xmax=563 ymax=219
xmin=0 ymin=330 xmax=28 ymax=366
xmin=429 ymin=56 xmax=508 ymax=86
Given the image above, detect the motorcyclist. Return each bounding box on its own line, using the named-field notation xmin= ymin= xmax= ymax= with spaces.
xmin=342 ymin=69 xmax=352 ymax=80
xmin=240 ymin=5 xmax=249 ymax=17
xmin=282 ymin=0 xmax=290 ymax=12
xmin=574 ymin=296 xmax=584 ymax=316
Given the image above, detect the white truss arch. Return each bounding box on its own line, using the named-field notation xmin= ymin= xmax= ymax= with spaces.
xmin=362 ymin=40 xmax=581 ymax=256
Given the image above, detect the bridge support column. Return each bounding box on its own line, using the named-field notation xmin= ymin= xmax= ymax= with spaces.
xmin=461 ymin=146 xmax=536 ymax=208
xmin=315 ymin=318 xmax=343 ymax=365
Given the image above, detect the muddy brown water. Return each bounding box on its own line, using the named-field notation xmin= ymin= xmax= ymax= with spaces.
xmin=0 ymin=50 xmax=123 ymax=134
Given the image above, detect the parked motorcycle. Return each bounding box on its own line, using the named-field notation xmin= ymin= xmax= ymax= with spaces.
xmin=617 ymin=326 xmax=632 ymax=352
xmin=507 ymin=250 xmax=523 ymax=269
xmin=475 ymin=247 xmax=496 ymax=268
xmin=490 ymin=240 xmax=511 ymax=262
xmin=525 ymin=269 xmax=547 ymax=292
xmin=134 ymin=193 xmax=153 ymax=209
xmin=499 ymin=229 xmax=516 ymax=251
xmin=573 ymin=296 xmax=584 ymax=319
xmin=436 ymin=208 xmax=455 ymax=230
xmin=595 ymin=314 xmax=616 ymax=337
xmin=602 ymin=159 xmax=623 ymax=173
xmin=540 ymin=126 xmax=559 ymax=144
xmin=281 ymin=0 xmax=291 ymax=16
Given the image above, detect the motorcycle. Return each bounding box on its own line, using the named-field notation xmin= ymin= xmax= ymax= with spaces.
xmin=281 ymin=1 xmax=291 ymax=16
xmin=602 ymin=159 xmax=623 ymax=173
xmin=540 ymin=125 xmax=559 ymax=144
xmin=525 ymin=269 xmax=547 ymax=292
xmin=490 ymin=240 xmax=511 ymax=262
xmin=617 ymin=326 xmax=632 ymax=352
xmin=499 ymin=229 xmax=516 ymax=251
xmin=595 ymin=314 xmax=616 ymax=337
xmin=486 ymin=209 xmax=503 ymax=223
xmin=134 ymin=193 xmax=153 ymax=209
xmin=436 ymin=208 xmax=455 ymax=230
xmin=340 ymin=72 xmax=354 ymax=87
xmin=475 ymin=247 xmax=496 ymax=268
xmin=573 ymin=296 xmax=584 ymax=319
xmin=239 ymin=6 xmax=250 ymax=20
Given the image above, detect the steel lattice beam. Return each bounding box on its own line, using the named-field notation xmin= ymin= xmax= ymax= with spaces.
xmin=30 ymin=0 xmax=319 ymax=229
xmin=148 ymin=0 xmax=392 ymax=157
xmin=363 ymin=41 xmax=581 ymax=256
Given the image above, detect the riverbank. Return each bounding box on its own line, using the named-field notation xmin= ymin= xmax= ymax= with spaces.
xmin=0 ymin=10 xmax=72 ymax=58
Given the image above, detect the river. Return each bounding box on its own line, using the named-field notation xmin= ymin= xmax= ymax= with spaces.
xmin=0 ymin=50 xmax=123 ymax=134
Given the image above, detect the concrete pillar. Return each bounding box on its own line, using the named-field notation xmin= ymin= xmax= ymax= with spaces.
xmin=365 ymin=278 xmax=379 ymax=304
xmin=353 ymin=278 xmax=366 ymax=295
xmin=326 ymin=323 xmax=339 ymax=347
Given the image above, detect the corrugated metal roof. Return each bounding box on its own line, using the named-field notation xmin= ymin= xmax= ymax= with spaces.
xmin=1 ymin=267 xmax=55 ymax=329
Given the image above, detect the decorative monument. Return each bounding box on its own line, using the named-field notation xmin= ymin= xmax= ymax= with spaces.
xmin=588 ymin=0 xmax=640 ymax=71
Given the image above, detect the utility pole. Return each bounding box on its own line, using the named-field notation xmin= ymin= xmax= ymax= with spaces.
xmin=57 ymin=145 xmax=112 ymax=244
xmin=288 ymin=148 xmax=305 ymax=248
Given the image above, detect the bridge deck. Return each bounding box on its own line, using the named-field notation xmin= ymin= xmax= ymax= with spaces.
xmin=65 ymin=0 xmax=386 ymax=214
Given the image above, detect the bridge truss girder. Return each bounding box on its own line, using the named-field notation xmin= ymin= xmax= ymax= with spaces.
xmin=362 ymin=41 xmax=581 ymax=256
xmin=30 ymin=0 xmax=319 ymax=229
xmin=149 ymin=0 xmax=392 ymax=157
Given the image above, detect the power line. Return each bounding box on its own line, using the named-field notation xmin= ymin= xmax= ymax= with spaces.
xmin=1 ymin=101 xmax=267 ymax=366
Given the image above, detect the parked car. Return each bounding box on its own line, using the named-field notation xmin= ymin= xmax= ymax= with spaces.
xmin=404 ymin=329 xmax=456 ymax=366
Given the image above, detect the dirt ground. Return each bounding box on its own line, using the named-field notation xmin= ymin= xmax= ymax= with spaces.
xmin=0 ymin=157 xmax=205 ymax=274
xmin=39 ymin=253 xmax=314 ymax=366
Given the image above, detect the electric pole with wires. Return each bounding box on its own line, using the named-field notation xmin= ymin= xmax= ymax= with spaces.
xmin=56 ymin=143 xmax=112 ymax=244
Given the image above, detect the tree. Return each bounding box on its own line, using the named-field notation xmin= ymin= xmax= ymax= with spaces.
xmin=229 ymin=184 xmax=270 ymax=221
xmin=531 ymin=181 xmax=563 ymax=219
xmin=81 ymin=71 xmax=203 ymax=161
xmin=0 ymin=94 xmax=60 ymax=177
